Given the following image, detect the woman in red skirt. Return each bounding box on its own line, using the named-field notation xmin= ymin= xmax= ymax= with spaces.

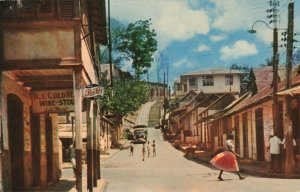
xmin=210 ymin=134 xmax=245 ymax=180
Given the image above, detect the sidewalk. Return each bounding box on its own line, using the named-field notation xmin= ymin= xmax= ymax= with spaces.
xmin=180 ymin=147 xmax=300 ymax=179
xmin=35 ymin=139 xmax=130 ymax=192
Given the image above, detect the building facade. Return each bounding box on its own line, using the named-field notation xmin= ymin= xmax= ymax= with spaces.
xmin=174 ymin=69 xmax=246 ymax=98
xmin=0 ymin=0 xmax=107 ymax=190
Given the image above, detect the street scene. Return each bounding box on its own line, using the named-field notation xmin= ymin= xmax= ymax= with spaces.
xmin=1 ymin=0 xmax=300 ymax=192
xmin=101 ymin=102 xmax=300 ymax=192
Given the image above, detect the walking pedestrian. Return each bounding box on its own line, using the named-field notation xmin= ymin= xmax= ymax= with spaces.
xmin=210 ymin=134 xmax=245 ymax=181
xmin=130 ymin=144 xmax=134 ymax=156
xmin=147 ymin=141 xmax=150 ymax=158
xmin=142 ymin=143 xmax=146 ymax=161
xmin=152 ymin=140 xmax=156 ymax=157
xmin=269 ymin=131 xmax=282 ymax=173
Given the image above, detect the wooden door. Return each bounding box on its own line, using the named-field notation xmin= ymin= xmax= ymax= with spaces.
xmin=242 ymin=112 xmax=248 ymax=158
xmin=8 ymin=94 xmax=24 ymax=191
xmin=255 ymin=108 xmax=265 ymax=161
xmin=31 ymin=113 xmax=41 ymax=187
xmin=45 ymin=115 xmax=53 ymax=182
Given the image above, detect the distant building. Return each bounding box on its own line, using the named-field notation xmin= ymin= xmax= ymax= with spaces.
xmin=174 ymin=68 xmax=247 ymax=98
xmin=100 ymin=63 xmax=133 ymax=81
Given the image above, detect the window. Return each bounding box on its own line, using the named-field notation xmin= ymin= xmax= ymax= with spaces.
xmin=189 ymin=78 xmax=197 ymax=87
xmin=176 ymin=84 xmax=182 ymax=91
xmin=184 ymin=84 xmax=187 ymax=92
xmin=202 ymin=75 xmax=214 ymax=86
xmin=225 ymin=75 xmax=233 ymax=86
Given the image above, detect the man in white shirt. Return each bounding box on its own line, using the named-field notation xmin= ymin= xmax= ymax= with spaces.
xmin=269 ymin=132 xmax=282 ymax=173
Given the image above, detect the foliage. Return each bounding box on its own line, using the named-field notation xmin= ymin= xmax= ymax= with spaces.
xmin=98 ymin=72 xmax=149 ymax=118
xmin=99 ymin=18 xmax=126 ymax=67
xmin=259 ymin=58 xmax=272 ymax=67
xmin=116 ymin=19 xmax=158 ymax=79
xmin=230 ymin=63 xmax=250 ymax=72
xmin=292 ymin=49 xmax=300 ymax=65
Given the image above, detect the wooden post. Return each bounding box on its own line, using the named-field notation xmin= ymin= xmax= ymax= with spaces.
xmin=86 ymin=100 xmax=93 ymax=191
xmin=93 ymin=102 xmax=98 ymax=186
xmin=284 ymin=2 xmax=296 ymax=175
xmin=73 ymin=68 xmax=82 ymax=192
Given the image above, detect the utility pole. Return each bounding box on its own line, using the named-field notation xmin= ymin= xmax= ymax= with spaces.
xmin=108 ymin=0 xmax=113 ymax=88
xmin=269 ymin=0 xmax=280 ymax=135
xmin=283 ymin=1 xmax=295 ymax=175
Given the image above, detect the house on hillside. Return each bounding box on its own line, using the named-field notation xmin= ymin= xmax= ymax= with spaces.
xmin=169 ymin=90 xmax=198 ymax=136
xmin=100 ymin=63 xmax=133 ymax=81
xmin=174 ymin=69 xmax=247 ymax=98
xmin=194 ymin=93 xmax=236 ymax=150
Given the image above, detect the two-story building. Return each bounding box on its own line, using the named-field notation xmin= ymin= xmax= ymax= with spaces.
xmin=0 ymin=0 xmax=107 ymax=191
xmin=174 ymin=68 xmax=246 ymax=98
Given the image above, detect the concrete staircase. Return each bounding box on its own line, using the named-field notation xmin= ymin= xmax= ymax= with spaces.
xmin=148 ymin=100 xmax=162 ymax=127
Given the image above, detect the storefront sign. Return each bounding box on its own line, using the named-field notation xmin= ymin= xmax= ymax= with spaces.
xmin=82 ymin=84 xmax=104 ymax=98
xmin=32 ymin=89 xmax=74 ymax=113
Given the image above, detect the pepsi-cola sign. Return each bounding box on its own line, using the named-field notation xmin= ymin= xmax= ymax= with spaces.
xmin=82 ymin=84 xmax=104 ymax=99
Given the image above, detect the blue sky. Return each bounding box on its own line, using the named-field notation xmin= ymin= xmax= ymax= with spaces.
xmin=109 ymin=0 xmax=300 ymax=89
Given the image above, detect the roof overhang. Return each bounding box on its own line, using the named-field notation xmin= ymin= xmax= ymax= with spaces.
xmin=277 ymin=85 xmax=300 ymax=96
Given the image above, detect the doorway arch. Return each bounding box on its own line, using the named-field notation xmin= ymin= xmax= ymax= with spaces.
xmin=7 ymin=94 xmax=24 ymax=191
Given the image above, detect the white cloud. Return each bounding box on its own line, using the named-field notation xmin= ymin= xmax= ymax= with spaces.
xmin=209 ymin=35 xmax=226 ymax=42
xmin=194 ymin=44 xmax=210 ymax=52
xmin=220 ymin=40 xmax=258 ymax=60
xmin=209 ymin=0 xmax=266 ymax=31
xmin=110 ymin=0 xmax=210 ymax=49
xmin=173 ymin=57 xmax=195 ymax=68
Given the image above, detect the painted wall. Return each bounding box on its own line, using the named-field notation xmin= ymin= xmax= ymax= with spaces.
xmin=4 ymin=29 xmax=75 ymax=60
xmin=233 ymin=100 xmax=273 ymax=161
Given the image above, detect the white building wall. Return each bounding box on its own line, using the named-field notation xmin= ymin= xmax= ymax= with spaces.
xmin=177 ymin=73 xmax=242 ymax=96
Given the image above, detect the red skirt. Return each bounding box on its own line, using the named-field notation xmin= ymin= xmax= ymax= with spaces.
xmin=210 ymin=151 xmax=239 ymax=172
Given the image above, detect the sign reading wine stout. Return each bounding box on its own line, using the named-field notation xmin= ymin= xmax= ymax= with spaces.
xmin=32 ymin=89 xmax=74 ymax=113
xmin=82 ymin=84 xmax=104 ymax=99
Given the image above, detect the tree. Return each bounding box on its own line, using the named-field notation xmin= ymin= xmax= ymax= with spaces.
xmin=99 ymin=18 xmax=126 ymax=67
xmin=155 ymin=49 xmax=169 ymax=83
xmin=292 ymin=49 xmax=300 ymax=65
xmin=230 ymin=63 xmax=250 ymax=72
xmin=98 ymin=72 xmax=149 ymax=119
xmin=260 ymin=58 xmax=272 ymax=67
xmin=116 ymin=19 xmax=157 ymax=79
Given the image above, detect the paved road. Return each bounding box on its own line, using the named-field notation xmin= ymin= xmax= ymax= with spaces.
xmin=135 ymin=101 xmax=156 ymax=125
xmin=101 ymin=102 xmax=300 ymax=192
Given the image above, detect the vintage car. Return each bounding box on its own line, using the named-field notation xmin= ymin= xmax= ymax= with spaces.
xmin=132 ymin=124 xmax=148 ymax=144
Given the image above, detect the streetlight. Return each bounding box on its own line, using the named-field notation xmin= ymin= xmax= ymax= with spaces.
xmin=248 ymin=20 xmax=273 ymax=34
xmin=248 ymin=20 xmax=282 ymax=135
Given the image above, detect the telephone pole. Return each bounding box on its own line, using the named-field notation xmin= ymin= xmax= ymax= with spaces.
xmin=269 ymin=0 xmax=280 ymax=135
xmin=283 ymin=0 xmax=295 ymax=175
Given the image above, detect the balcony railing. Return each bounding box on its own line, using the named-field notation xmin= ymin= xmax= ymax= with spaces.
xmin=0 ymin=0 xmax=75 ymax=20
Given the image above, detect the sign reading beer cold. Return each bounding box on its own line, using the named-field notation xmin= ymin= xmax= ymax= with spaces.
xmin=32 ymin=89 xmax=74 ymax=113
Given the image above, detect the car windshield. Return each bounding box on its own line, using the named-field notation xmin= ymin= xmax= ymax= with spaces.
xmin=133 ymin=125 xmax=147 ymax=129
xmin=134 ymin=130 xmax=146 ymax=134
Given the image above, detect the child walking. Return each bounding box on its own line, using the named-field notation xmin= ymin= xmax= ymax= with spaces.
xmin=142 ymin=143 xmax=146 ymax=161
xmin=152 ymin=140 xmax=156 ymax=157
xmin=147 ymin=141 xmax=150 ymax=157
xmin=130 ymin=144 xmax=134 ymax=156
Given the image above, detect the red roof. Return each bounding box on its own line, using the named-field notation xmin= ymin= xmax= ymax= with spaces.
xmin=229 ymin=73 xmax=300 ymax=114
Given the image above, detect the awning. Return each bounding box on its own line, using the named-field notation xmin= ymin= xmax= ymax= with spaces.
xmin=277 ymin=85 xmax=300 ymax=96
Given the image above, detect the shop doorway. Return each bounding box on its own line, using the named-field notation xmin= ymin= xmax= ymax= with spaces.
xmin=46 ymin=114 xmax=53 ymax=182
xmin=31 ymin=113 xmax=41 ymax=187
xmin=7 ymin=94 xmax=24 ymax=191
xmin=255 ymin=108 xmax=265 ymax=161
